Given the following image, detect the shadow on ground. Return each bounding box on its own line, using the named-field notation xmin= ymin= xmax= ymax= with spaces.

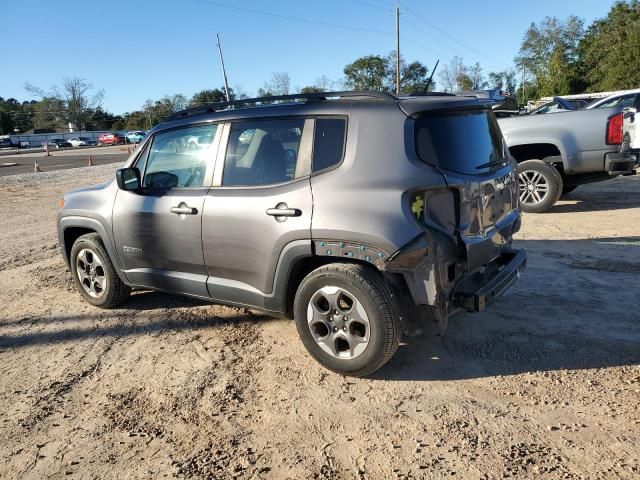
xmin=2 ymin=238 xmax=639 ymax=381
xmin=549 ymin=184 xmax=640 ymax=213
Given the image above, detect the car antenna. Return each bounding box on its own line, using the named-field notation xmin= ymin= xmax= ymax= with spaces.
xmin=216 ymin=33 xmax=231 ymax=104
xmin=424 ymin=59 xmax=439 ymax=94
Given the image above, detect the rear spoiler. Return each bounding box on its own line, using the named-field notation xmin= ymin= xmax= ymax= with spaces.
xmin=398 ymin=97 xmax=496 ymax=118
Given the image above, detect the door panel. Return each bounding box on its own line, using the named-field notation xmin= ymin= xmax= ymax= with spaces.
xmin=202 ymin=118 xmax=313 ymax=308
xmin=112 ymin=123 xmax=220 ymax=297
xmin=203 ymin=180 xmax=312 ymax=296
xmin=113 ymin=189 xmax=209 ymax=297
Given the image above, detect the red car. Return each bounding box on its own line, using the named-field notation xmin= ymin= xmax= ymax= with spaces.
xmin=98 ymin=133 xmax=125 ymax=146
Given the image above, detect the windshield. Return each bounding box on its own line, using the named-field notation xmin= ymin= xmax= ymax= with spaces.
xmin=414 ymin=109 xmax=508 ymax=175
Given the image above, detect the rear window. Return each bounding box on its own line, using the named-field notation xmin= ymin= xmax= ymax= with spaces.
xmin=415 ymin=109 xmax=508 ymax=175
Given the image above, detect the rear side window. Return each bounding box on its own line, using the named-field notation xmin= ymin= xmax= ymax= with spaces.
xmin=414 ymin=109 xmax=507 ymax=175
xmin=223 ymin=119 xmax=305 ymax=187
xmin=313 ymin=118 xmax=346 ymax=172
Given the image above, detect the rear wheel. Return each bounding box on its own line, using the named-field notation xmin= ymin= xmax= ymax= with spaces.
xmin=517 ymin=160 xmax=563 ymax=213
xmin=294 ymin=263 xmax=402 ymax=377
xmin=70 ymin=233 xmax=130 ymax=308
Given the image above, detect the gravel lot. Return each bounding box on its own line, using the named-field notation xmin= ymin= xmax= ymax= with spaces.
xmin=0 ymin=166 xmax=639 ymax=479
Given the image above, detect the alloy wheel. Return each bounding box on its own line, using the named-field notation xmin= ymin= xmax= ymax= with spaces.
xmin=75 ymin=248 xmax=107 ymax=298
xmin=307 ymin=286 xmax=370 ymax=359
xmin=518 ymin=170 xmax=550 ymax=206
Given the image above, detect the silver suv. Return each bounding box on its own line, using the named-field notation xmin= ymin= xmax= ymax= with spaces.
xmin=58 ymin=91 xmax=526 ymax=376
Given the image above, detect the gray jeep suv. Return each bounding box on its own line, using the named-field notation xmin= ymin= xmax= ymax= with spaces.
xmin=58 ymin=91 xmax=526 ymax=376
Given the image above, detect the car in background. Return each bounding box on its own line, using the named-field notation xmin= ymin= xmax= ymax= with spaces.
xmin=125 ymin=131 xmax=147 ymax=144
xmin=586 ymin=89 xmax=640 ymax=110
xmin=68 ymin=136 xmax=97 ymax=147
xmin=527 ymin=97 xmax=579 ymax=115
xmin=0 ymin=137 xmax=19 ymax=149
xmin=499 ymin=101 xmax=637 ymax=213
xmin=46 ymin=139 xmax=72 ymax=149
xmin=457 ymin=89 xmax=519 ymax=117
xmin=98 ymin=133 xmax=125 ymax=146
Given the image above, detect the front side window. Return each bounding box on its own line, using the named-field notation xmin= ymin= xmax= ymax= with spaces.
xmin=313 ymin=118 xmax=346 ymax=172
xmin=143 ymin=124 xmax=218 ymax=189
xmin=223 ymin=119 xmax=304 ymax=186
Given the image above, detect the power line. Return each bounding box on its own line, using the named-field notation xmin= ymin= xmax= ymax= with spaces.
xmin=400 ymin=2 xmax=508 ymax=68
xmin=349 ymin=0 xmax=392 ymax=12
xmin=194 ymin=0 xmax=392 ymax=35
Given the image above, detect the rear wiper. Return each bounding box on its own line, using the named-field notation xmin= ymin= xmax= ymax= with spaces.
xmin=476 ymin=158 xmax=509 ymax=169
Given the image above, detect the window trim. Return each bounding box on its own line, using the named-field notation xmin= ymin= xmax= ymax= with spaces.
xmin=310 ymin=115 xmax=348 ymax=176
xmin=138 ymin=122 xmax=223 ymax=192
xmin=212 ymin=115 xmax=314 ymax=189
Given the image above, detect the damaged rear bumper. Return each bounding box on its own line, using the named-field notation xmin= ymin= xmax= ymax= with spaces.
xmin=385 ymin=210 xmax=525 ymax=316
xmin=453 ymin=249 xmax=527 ymax=312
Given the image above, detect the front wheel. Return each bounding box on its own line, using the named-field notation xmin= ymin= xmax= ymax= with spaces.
xmin=517 ymin=160 xmax=563 ymax=213
xmin=70 ymin=233 xmax=130 ymax=308
xmin=293 ymin=263 xmax=402 ymax=377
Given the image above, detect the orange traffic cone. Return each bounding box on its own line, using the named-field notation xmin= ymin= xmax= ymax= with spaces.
xmin=44 ymin=143 xmax=51 ymax=157
xmin=34 ymin=161 xmax=42 ymax=173
xmin=87 ymin=155 xmax=94 ymax=167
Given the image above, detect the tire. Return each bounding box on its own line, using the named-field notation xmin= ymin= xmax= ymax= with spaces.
xmin=293 ymin=263 xmax=402 ymax=377
xmin=516 ymin=159 xmax=563 ymax=213
xmin=561 ymin=185 xmax=578 ymax=196
xmin=70 ymin=233 xmax=130 ymax=308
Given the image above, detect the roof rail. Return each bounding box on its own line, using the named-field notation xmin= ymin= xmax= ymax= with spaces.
xmin=169 ymin=90 xmax=397 ymax=120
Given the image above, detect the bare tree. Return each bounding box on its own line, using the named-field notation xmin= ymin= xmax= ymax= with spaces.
xmin=62 ymin=78 xmax=104 ymax=129
xmin=438 ymin=57 xmax=467 ymax=92
xmin=258 ymin=72 xmax=291 ymax=96
xmin=25 ymin=77 xmax=104 ymax=130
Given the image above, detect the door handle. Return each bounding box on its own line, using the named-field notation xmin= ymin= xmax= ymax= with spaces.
xmin=266 ymin=203 xmax=302 ymax=222
xmin=266 ymin=208 xmax=301 ymax=217
xmin=170 ymin=205 xmax=198 ymax=215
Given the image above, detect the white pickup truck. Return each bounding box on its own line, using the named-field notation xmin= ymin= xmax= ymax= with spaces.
xmin=498 ymin=104 xmax=638 ymax=213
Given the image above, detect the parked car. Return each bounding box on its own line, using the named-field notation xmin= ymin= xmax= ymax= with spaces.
xmin=498 ymin=104 xmax=638 ymax=213
xmin=46 ymin=139 xmax=72 ymax=149
xmin=125 ymin=131 xmax=146 ymax=144
xmin=0 ymin=137 xmax=19 ymax=149
xmin=68 ymin=136 xmax=97 ymax=147
xmin=528 ymin=97 xmax=579 ymax=115
xmin=98 ymin=133 xmax=125 ymax=146
xmin=586 ymin=89 xmax=640 ymax=110
xmin=57 ymin=91 xmax=526 ymax=376
xmin=457 ymin=89 xmax=519 ymax=117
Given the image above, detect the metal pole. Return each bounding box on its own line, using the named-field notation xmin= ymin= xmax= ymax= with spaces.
xmin=522 ymin=65 xmax=526 ymax=106
xmin=395 ymin=4 xmax=400 ymax=94
xmin=217 ymin=33 xmax=231 ymax=103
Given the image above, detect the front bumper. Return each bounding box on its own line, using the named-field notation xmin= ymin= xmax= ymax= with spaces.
xmin=453 ymin=249 xmax=527 ymax=312
xmin=605 ymin=152 xmax=637 ymax=175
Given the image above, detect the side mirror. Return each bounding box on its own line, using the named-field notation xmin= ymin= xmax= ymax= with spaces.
xmin=116 ymin=167 xmax=141 ymax=192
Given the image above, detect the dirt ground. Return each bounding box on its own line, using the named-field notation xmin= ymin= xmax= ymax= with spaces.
xmin=0 ymin=165 xmax=639 ymax=479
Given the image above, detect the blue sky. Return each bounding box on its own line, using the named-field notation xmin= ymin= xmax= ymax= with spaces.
xmin=1 ymin=0 xmax=616 ymax=114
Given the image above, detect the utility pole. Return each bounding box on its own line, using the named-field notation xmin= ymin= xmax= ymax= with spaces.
xmin=395 ymin=3 xmax=401 ymax=94
xmin=521 ymin=64 xmax=526 ymax=106
xmin=216 ymin=33 xmax=231 ymax=103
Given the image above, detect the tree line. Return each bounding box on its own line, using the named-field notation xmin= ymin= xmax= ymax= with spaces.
xmin=1 ymin=0 xmax=638 ymax=135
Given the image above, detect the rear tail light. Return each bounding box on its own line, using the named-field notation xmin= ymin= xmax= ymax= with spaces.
xmin=409 ymin=189 xmax=457 ymax=235
xmin=606 ymin=112 xmax=624 ymax=145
